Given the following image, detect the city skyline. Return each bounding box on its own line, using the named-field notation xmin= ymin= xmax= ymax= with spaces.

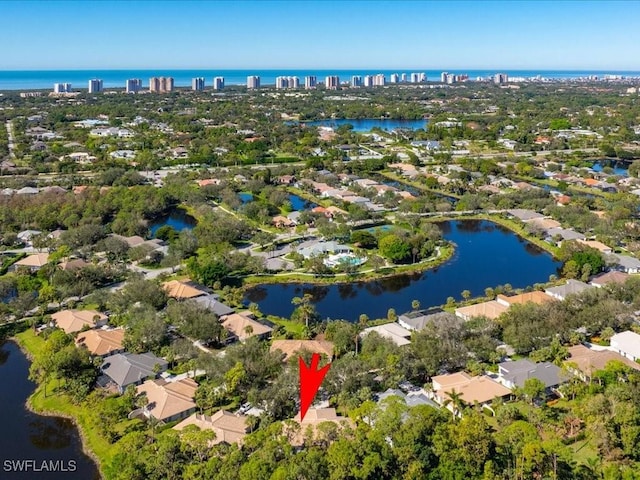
xmin=2 ymin=1 xmax=640 ymax=70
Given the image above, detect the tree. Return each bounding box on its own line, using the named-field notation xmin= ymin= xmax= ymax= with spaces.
xmin=443 ymin=390 xmax=467 ymax=418
xmin=523 ymin=377 xmax=547 ymax=406
xmin=378 ymin=234 xmax=410 ymax=264
xmin=461 ymin=290 xmax=471 ymax=301
xmin=411 ymin=299 xmax=420 ymax=311
xmin=291 ymin=294 xmax=319 ymax=328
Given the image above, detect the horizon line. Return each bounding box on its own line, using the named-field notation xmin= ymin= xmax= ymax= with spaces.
xmin=3 ymin=67 xmax=640 ymax=72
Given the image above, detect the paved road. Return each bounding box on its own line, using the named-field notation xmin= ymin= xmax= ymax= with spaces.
xmin=5 ymin=120 xmax=16 ymax=159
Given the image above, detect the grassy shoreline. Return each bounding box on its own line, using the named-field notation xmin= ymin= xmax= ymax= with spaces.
xmin=13 ymin=330 xmax=108 ymax=479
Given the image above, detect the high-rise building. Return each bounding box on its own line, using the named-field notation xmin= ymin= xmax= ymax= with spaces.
xmin=419 ymin=72 xmax=427 ymax=82
xmin=445 ymin=73 xmax=456 ymax=84
xmin=247 ymin=76 xmax=260 ymax=89
xmin=351 ymin=75 xmax=362 ymax=87
xmin=401 ymin=73 xmax=408 ymax=83
xmin=324 ymin=75 xmax=340 ymax=90
xmin=373 ymin=74 xmax=386 ymax=87
xmin=125 ymin=79 xmax=142 ymax=93
xmin=149 ymin=77 xmax=174 ymax=93
xmin=304 ymin=76 xmax=317 ymax=90
xmin=88 ymin=79 xmax=103 ymax=93
xmin=363 ymin=75 xmax=374 ymax=87
xmin=493 ymin=73 xmax=508 ymax=85
xmin=275 ymin=76 xmax=289 ymax=89
xmin=53 ymin=83 xmax=72 ymax=93
xmin=439 ymin=72 xmax=448 ymax=83
xmin=289 ymin=76 xmax=300 ymax=88
xmin=192 ymin=77 xmax=205 ymax=91
xmin=213 ymin=77 xmax=225 ymax=90
xmin=390 ymin=74 xmax=400 ymax=84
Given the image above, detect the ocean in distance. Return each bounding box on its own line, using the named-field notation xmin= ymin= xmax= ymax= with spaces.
xmin=2 ymin=69 xmax=640 ymax=91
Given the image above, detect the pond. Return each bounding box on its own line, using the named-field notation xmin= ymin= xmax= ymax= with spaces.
xmin=148 ymin=208 xmax=197 ymax=237
xmin=0 ymin=341 xmax=100 ymax=479
xmin=245 ymin=220 xmax=562 ymax=321
xmin=238 ymin=192 xmax=254 ymax=204
xmin=288 ymin=193 xmax=317 ymax=211
xmin=590 ymin=159 xmax=629 ymax=177
xmin=301 ymin=118 xmax=428 ymax=132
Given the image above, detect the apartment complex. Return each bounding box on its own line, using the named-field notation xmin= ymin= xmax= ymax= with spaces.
xmin=304 ymin=75 xmax=317 ymax=89
xmin=213 ymin=76 xmax=225 ymax=90
xmin=247 ymin=75 xmax=260 ymax=89
xmin=149 ymin=77 xmax=174 ymax=93
xmin=192 ymin=77 xmax=205 ymax=91
xmin=324 ymin=75 xmax=340 ymax=90
xmin=88 ymin=79 xmax=103 ymax=93
xmin=53 ymin=83 xmax=72 ymax=93
xmin=125 ymin=79 xmax=142 ymax=93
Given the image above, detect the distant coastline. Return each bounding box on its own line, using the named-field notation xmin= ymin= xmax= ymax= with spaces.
xmin=2 ymin=69 xmax=640 ymax=91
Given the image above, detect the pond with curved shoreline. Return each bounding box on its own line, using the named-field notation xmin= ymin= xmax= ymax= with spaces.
xmin=0 ymin=340 xmax=100 ymax=480
xmin=245 ymin=219 xmax=562 ymax=321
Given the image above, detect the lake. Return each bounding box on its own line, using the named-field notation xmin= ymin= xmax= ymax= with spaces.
xmin=288 ymin=193 xmax=317 ymax=211
xmin=149 ymin=208 xmax=197 ymax=237
xmin=245 ymin=220 xmax=562 ymax=321
xmin=590 ymin=159 xmax=629 ymax=177
xmin=0 ymin=341 xmax=100 ymax=480
xmin=301 ymin=118 xmax=428 ymax=132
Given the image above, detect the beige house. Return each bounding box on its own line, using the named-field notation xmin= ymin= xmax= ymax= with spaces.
xmin=221 ymin=312 xmax=273 ymax=342
xmin=76 ymin=328 xmax=125 ymax=357
xmin=12 ymin=253 xmax=50 ymax=272
xmin=163 ymin=280 xmax=207 ymax=300
xmin=577 ymin=239 xmax=613 ymax=254
xmin=270 ymin=340 xmax=335 ymax=362
xmin=289 ymin=408 xmax=354 ymax=446
xmin=496 ymin=291 xmax=554 ymax=307
xmin=455 ymin=300 xmax=508 ymax=321
xmin=51 ymin=310 xmax=108 ymax=334
xmin=431 ymin=372 xmax=511 ymax=414
xmin=173 ymin=410 xmax=250 ymax=445
xmin=566 ymin=344 xmax=640 ymax=381
xmin=136 ymin=378 xmax=198 ymax=423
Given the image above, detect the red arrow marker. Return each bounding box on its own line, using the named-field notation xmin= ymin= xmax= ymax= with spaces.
xmin=299 ymin=353 xmax=331 ymax=421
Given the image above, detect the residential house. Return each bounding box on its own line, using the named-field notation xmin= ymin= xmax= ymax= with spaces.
xmin=495 ymin=291 xmax=554 ymax=307
xmin=191 ymin=294 xmax=235 ymax=317
xmin=76 ymin=328 xmax=125 ymax=357
xmin=290 ymin=408 xmax=354 ymax=447
xmin=608 ymin=254 xmax=640 ymax=274
xmin=577 ymin=239 xmax=613 ymax=254
xmin=565 ymin=344 xmax=640 ymax=381
xmin=272 ymin=215 xmax=296 ymax=228
xmin=298 ymin=241 xmax=351 ymax=259
xmin=455 ymin=300 xmax=508 ymax=321
xmin=59 ymin=258 xmax=89 ymax=272
xmin=398 ymin=308 xmax=457 ymax=332
xmin=610 ymin=331 xmax=640 ymax=362
xmin=173 ymin=411 xmax=250 ymax=445
xmin=221 ymin=312 xmax=273 ymax=342
xmin=546 ymin=228 xmax=586 ymax=242
xmin=361 ymin=323 xmax=412 ymax=347
xmin=497 ymin=359 xmax=566 ymax=391
xmin=136 ymin=378 xmax=198 ymax=423
xmin=51 ymin=309 xmax=108 ymax=334
xmin=17 ymin=230 xmax=42 ymax=246
xmin=16 ymin=187 xmax=39 ymax=195
xmin=545 ymin=280 xmax=594 ymax=301
xmin=590 ymin=271 xmax=630 ymax=288
xmin=275 ymin=175 xmax=296 ymax=185
xmin=376 ymin=388 xmax=439 ymax=409
xmin=100 ymin=352 xmax=168 ymax=393
xmin=270 ymin=340 xmax=334 ymax=362
xmin=163 ymin=280 xmax=208 ymax=300
xmin=197 ymin=178 xmax=221 ymax=187
xmin=430 ymin=372 xmax=511 ymax=414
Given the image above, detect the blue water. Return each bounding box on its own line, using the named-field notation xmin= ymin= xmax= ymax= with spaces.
xmin=238 ymin=192 xmax=254 ymax=204
xmin=590 ymin=159 xmax=629 ymax=177
xmin=245 ymin=219 xmax=562 ymax=321
xmin=288 ymin=193 xmax=316 ymax=211
xmin=2 ymin=69 xmax=640 ymax=90
xmin=303 ymin=119 xmax=427 ymax=132
xmin=148 ymin=208 xmax=196 ymax=237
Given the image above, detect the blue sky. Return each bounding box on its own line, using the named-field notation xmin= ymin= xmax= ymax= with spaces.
xmin=2 ymin=0 xmax=640 ymax=70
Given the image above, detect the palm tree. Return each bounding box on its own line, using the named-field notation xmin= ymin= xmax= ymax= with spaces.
xmin=461 ymin=290 xmax=471 ymax=301
xmin=291 ymin=294 xmax=316 ymax=328
xmin=411 ymin=299 xmax=420 ymax=311
xmin=443 ymin=390 xmax=467 ymax=419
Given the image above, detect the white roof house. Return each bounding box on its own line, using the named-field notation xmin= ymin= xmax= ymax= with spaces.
xmin=360 ymin=323 xmax=412 ymax=347
xmin=610 ymin=331 xmax=640 ymax=362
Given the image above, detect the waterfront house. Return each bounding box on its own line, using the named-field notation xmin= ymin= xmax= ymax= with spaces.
xmin=360 ymin=323 xmax=412 ymax=347
xmin=163 ymin=279 xmax=208 ymax=300
xmin=495 ymin=291 xmax=554 ymax=307
xmin=100 ymin=352 xmax=168 ymax=393
xmin=221 ymin=312 xmax=273 ymax=342
xmin=136 ymin=378 xmax=198 ymax=423
xmin=455 ymin=300 xmax=508 ymax=321
xmin=565 ymin=344 xmax=640 ymax=382
xmin=610 ymin=331 xmax=640 ymax=362
xmin=577 ymin=239 xmax=613 ymax=254
xmin=173 ymin=411 xmax=250 ymax=446
xmin=270 ymin=339 xmax=335 ymax=362
xmin=76 ymin=328 xmax=125 ymax=357
xmin=398 ymin=308 xmax=457 ymax=332
xmin=544 ymin=280 xmax=593 ymax=301
xmin=51 ymin=309 xmax=108 ymax=335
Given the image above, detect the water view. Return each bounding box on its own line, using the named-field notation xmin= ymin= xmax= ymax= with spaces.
xmin=302 ymin=118 xmax=428 ymax=132
xmin=288 ymin=193 xmax=317 ymax=211
xmin=149 ymin=208 xmax=197 ymax=237
xmin=590 ymin=159 xmax=629 ymax=176
xmin=245 ymin=220 xmax=562 ymax=320
xmin=0 ymin=341 xmax=99 ymax=480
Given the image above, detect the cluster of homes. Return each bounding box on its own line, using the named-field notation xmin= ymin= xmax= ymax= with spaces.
xmin=41 ymin=280 xmax=357 ymax=447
